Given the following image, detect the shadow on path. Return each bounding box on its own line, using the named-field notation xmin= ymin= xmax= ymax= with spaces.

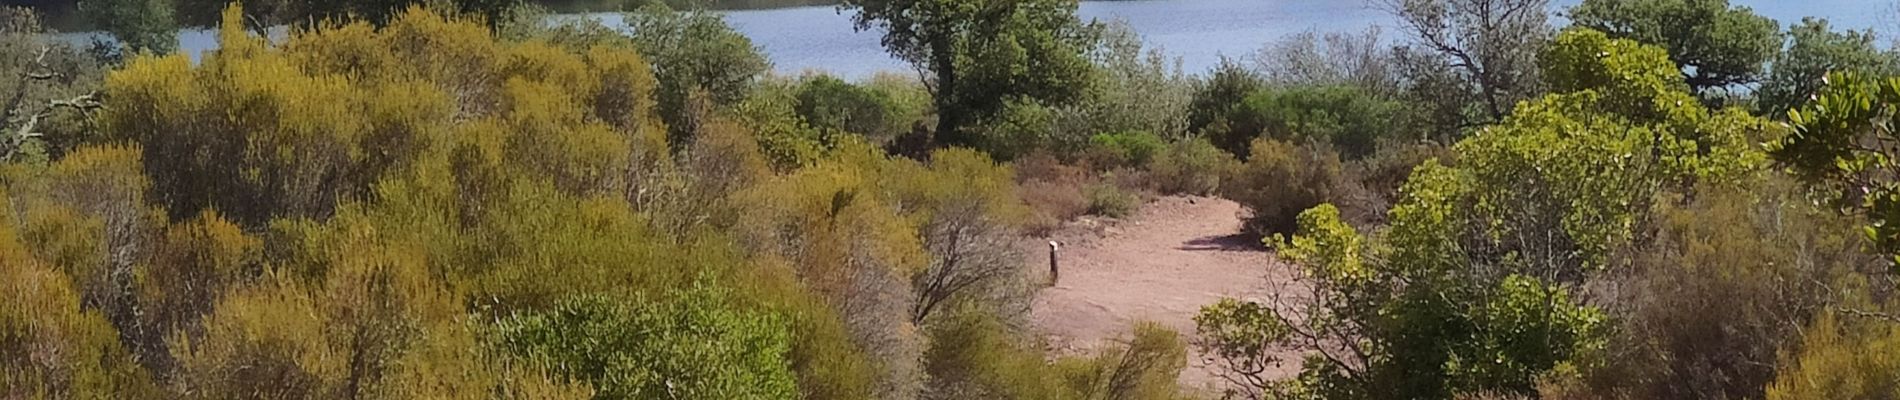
xmin=1177 ymin=233 xmax=1264 ymax=251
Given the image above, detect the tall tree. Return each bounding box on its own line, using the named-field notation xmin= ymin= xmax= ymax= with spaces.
xmin=841 ymin=0 xmax=1098 ymax=148
xmin=1384 ymin=0 xmax=1551 ymax=124
xmin=1567 ymin=0 xmax=1782 ymax=96
xmin=1757 ymin=18 xmax=1898 ymax=117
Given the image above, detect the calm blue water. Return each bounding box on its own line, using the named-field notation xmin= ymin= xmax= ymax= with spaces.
xmin=66 ymin=0 xmax=1898 ymax=79
xmin=701 ymin=0 xmax=1893 ymax=78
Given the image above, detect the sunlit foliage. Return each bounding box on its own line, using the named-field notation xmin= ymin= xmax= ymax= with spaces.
xmin=495 ymin=288 xmax=798 ymax=399
xmin=1197 ymin=28 xmax=1772 ymax=400
xmin=1568 ymin=0 xmax=1782 ymax=96
xmin=1772 ymin=72 xmax=1900 ymax=266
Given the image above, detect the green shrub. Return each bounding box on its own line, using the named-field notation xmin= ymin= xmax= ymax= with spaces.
xmin=495 ymin=288 xmax=798 ymax=400
xmin=621 ymin=4 xmax=769 ymax=143
xmin=923 ymin=310 xmax=1065 ymax=400
xmin=979 ymin=98 xmax=1058 ymax=161
xmin=793 ymin=74 xmax=923 ymax=143
xmin=1085 ymin=183 xmax=1140 ymax=218
xmin=1220 ymin=138 xmax=1346 ymax=236
xmin=1055 ymin=322 xmax=1190 ymax=400
xmin=1085 ymin=130 xmax=1166 ymax=169
xmin=1187 ymin=60 xmax=1266 ymax=137
xmin=1212 ymin=85 xmax=1405 ymax=160
xmin=1149 ymin=138 xmax=1237 ymax=196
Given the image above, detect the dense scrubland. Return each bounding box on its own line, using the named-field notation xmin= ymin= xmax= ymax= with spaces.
xmin=7 ymin=0 xmax=1900 ymax=399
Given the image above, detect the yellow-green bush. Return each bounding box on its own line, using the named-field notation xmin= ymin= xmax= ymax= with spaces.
xmin=924 ymin=310 xmax=1067 ymax=400
xmin=1055 ymin=322 xmax=1191 ymax=400
xmin=1148 ymin=138 xmax=1236 ymax=196
xmin=735 ymin=143 xmax=930 ymax=398
xmin=103 ymin=5 xmax=670 ymax=228
xmin=131 ymin=210 xmax=259 ymax=372
xmin=0 ymin=4 xmax=1152 ymax=400
xmin=0 ymin=189 xmax=157 ymax=399
xmin=1766 ymin=312 xmax=1900 ymax=400
xmin=1085 ymin=182 xmax=1141 ymax=218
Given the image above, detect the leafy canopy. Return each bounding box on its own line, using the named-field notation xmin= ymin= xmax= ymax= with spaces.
xmin=1757 ymin=18 xmax=1900 ymax=117
xmin=841 ymin=0 xmax=1099 ymax=148
xmin=1567 ymin=0 xmax=1782 ymax=94
xmin=1772 ymin=72 xmax=1900 ymax=267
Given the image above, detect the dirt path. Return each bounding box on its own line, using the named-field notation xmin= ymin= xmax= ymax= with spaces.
xmin=1029 ymin=195 xmax=1299 ymax=392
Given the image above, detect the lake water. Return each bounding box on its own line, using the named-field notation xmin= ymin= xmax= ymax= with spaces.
xmin=79 ymin=0 xmax=1899 ymax=79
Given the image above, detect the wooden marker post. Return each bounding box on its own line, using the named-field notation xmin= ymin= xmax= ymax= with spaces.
xmin=1048 ymin=241 xmax=1060 ymax=285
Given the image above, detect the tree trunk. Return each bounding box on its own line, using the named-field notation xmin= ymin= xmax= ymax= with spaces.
xmin=930 ymin=36 xmax=964 ymax=148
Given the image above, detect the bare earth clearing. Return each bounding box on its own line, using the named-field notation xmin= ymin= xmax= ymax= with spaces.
xmin=1029 ymin=196 xmax=1302 ymax=392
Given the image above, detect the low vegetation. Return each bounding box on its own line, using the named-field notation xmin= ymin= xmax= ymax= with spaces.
xmin=8 ymin=0 xmax=1900 ymax=399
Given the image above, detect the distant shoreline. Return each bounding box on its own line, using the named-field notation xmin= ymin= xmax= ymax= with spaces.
xmin=11 ymin=0 xmax=1167 ymax=32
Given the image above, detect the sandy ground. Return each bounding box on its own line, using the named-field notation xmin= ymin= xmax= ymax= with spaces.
xmin=1028 ymin=195 xmax=1302 ymax=393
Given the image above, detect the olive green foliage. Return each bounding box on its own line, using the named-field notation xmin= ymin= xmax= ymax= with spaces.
xmin=1757 ymin=18 xmax=1899 ymax=118
xmin=1211 ymin=85 xmax=1405 ymax=159
xmin=1055 ymin=321 xmax=1191 ymax=400
xmin=1084 ymin=182 xmax=1140 ymax=218
xmin=1772 ymin=72 xmax=1900 ymax=265
xmin=1574 ymin=179 xmax=1883 ymax=400
xmin=922 ymin=310 xmax=1066 ymax=400
xmin=622 ymin=3 xmax=770 ymax=142
xmin=1197 ymin=29 xmax=1771 ymax=400
xmin=724 ymin=77 xmax=832 ymax=170
xmin=1057 ymin=21 xmax=1193 ymax=146
xmin=1220 ymin=138 xmax=1346 ymax=236
xmin=1086 ymin=130 xmax=1165 ymax=168
xmin=102 ymin=5 xmax=676 ymax=228
xmin=894 ymin=148 xmax=1035 ymax=323
xmin=80 ymin=0 xmax=178 ymax=55
xmin=735 ymin=144 xmax=1053 ymax=398
xmin=842 ymin=0 xmax=1099 ymax=148
xmin=1147 ymin=138 xmax=1235 ymax=196
xmin=0 ymin=6 xmax=904 ymax=399
xmin=793 ymin=74 xmax=926 ymax=143
xmin=1567 ymin=0 xmax=1782 ymax=94
xmin=495 ymin=289 xmax=798 ymax=399
xmin=1186 ymin=60 xmax=1265 ymax=140
xmin=924 ymin=311 xmax=1188 ymax=400
xmin=1765 ymin=312 xmax=1900 ymax=400
xmin=0 ymin=187 xmax=157 ymax=399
